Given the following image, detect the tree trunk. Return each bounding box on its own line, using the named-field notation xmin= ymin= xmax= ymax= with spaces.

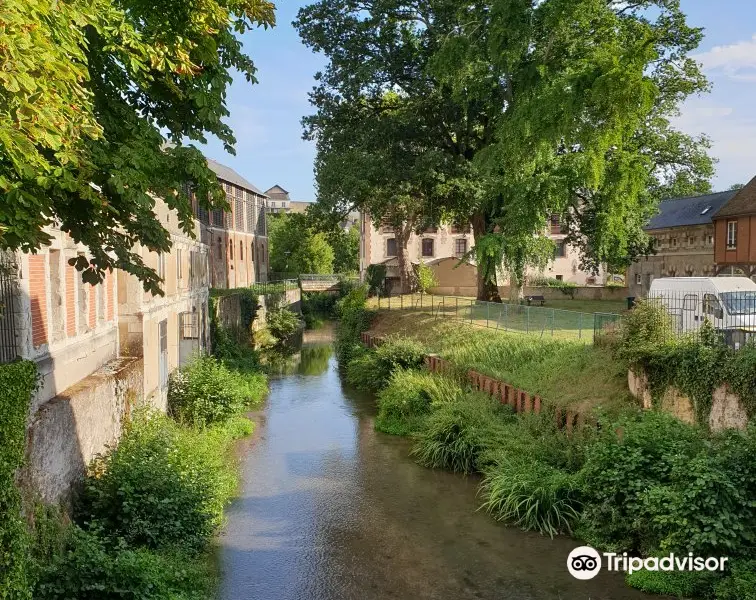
xmin=396 ymin=222 xmax=414 ymax=295
xmin=508 ymin=274 xmax=524 ymax=303
xmin=471 ymin=213 xmax=502 ymax=302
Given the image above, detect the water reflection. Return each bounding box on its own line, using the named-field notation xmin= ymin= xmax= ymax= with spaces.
xmin=220 ymin=331 xmax=663 ymax=600
xmin=261 ymin=327 xmax=334 ymax=377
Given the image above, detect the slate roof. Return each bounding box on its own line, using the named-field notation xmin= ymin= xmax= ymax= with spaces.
xmin=713 ymin=176 xmax=756 ymax=219
xmin=206 ymin=158 xmax=266 ymax=196
xmin=646 ymin=190 xmax=738 ymax=230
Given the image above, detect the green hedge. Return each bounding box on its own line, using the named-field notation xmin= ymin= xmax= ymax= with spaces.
xmin=0 ymin=360 xmax=38 ymax=600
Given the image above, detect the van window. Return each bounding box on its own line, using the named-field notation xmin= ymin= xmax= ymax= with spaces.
xmin=683 ymin=294 xmax=698 ymax=312
xmin=703 ymin=294 xmax=722 ymax=316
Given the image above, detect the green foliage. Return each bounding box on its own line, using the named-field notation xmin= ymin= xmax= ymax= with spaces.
xmin=616 ymin=300 xmax=677 ymax=362
xmin=334 ymin=285 xmax=373 ymax=365
xmin=375 ymin=371 xmax=464 ymax=435
xmin=2 ymin=0 xmax=276 ymax=295
xmin=79 ymin=411 xmax=247 ymax=553
xmin=528 ymin=275 xmax=578 ymax=297
xmin=626 ymin=567 xmax=719 ymax=598
xmin=345 ymin=336 xmax=426 ymax=392
xmin=415 ymin=263 xmax=438 ymax=294
xmin=365 ymin=264 xmax=387 ymax=297
xmin=411 ymin=393 xmax=513 ymax=474
xmin=168 ymin=354 xmax=266 ymax=427
xmin=715 ymin=560 xmax=756 ymax=600
xmin=269 ymin=213 xmax=335 ymax=274
xmin=35 ymin=528 xmax=215 ymax=600
xmin=302 ymin=291 xmax=339 ymax=327
xmin=266 ymin=307 xmax=301 ymax=343
xmin=0 ymin=360 xmax=38 ymax=599
xmin=327 ymin=225 xmax=360 ymax=274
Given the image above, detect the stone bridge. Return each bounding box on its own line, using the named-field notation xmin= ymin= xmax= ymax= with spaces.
xmin=298 ymin=274 xmax=357 ymax=293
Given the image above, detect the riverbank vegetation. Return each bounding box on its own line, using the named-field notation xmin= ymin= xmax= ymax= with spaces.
xmin=2 ymin=330 xmax=268 ymax=598
xmin=335 ymin=289 xmax=756 ymax=599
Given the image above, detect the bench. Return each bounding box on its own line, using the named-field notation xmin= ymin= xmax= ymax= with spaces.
xmin=525 ymin=295 xmax=546 ymax=306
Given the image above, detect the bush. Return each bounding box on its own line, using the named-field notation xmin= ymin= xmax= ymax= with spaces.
xmin=345 ymin=336 xmax=427 ymax=392
xmin=626 ymin=566 xmax=719 ymax=598
xmin=79 ymin=411 xmax=246 ymax=553
xmin=615 ymin=300 xmax=677 ymax=363
xmin=365 ymin=264 xmax=387 ymax=297
xmin=415 ymin=262 xmax=438 ymax=294
xmin=35 ymin=528 xmax=214 ymax=600
xmin=334 ymin=285 xmax=373 ymax=365
xmin=375 ymin=370 xmax=464 ymax=435
xmin=267 ymin=307 xmax=301 ymax=343
xmin=411 ymin=393 xmax=513 ymax=474
xmin=716 ymin=560 xmax=756 ymax=600
xmin=168 ymin=354 xmax=267 ymax=427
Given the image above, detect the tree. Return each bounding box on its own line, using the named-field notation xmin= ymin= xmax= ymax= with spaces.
xmin=729 ymin=183 xmax=746 ymax=191
xmin=415 ymin=263 xmax=437 ymax=295
xmin=297 ymin=0 xmax=712 ymax=301
xmin=268 ymin=213 xmax=334 ymax=274
xmin=1 ymin=0 xmax=275 ymax=294
xmin=327 ymin=225 xmax=360 ymax=274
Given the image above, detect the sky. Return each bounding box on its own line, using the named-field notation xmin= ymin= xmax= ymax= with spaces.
xmin=199 ymin=0 xmax=756 ymax=202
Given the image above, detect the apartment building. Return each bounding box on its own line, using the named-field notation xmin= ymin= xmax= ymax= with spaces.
xmin=199 ymin=159 xmax=269 ymax=288
xmin=359 ymin=215 xmax=475 ymax=294
xmin=627 ymin=190 xmax=738 ymax=297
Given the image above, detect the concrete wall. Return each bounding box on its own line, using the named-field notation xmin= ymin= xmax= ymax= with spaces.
xmin=496 ymin=285 xmax=630 ymax=303
xmin=428 ymin=258 xmax=478 ymax=296
xmin=23 ymin=357 xmax=144 ymax=504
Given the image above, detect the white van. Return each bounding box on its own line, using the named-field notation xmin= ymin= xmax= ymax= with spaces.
xmin=647 ymin=277 xmax=756 ymax=348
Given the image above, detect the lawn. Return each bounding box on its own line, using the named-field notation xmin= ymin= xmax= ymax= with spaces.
xmin=367 ymin=311 xmax=635 ymax=414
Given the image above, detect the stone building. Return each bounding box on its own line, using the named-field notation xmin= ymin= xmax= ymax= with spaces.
xmin=713 ymin=176 xmax=756 ymax=276
xmin=627 ymin=189 xmax=738 ymax=298
xmin=199 ymin=159 xmax=269 ymax=288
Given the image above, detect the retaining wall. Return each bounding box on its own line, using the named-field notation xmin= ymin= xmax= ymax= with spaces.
xmin=497 ymin=285 xmax=630 ymax=302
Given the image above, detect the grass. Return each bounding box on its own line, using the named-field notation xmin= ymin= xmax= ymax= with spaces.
xmin=368 ymin=311 xmax=634 ymax=414
xmin=366 ymin=294 xmax=624 ymax=343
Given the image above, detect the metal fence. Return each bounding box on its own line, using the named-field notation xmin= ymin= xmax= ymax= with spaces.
xmin=371 ymin=293 xmax=623 ymax=344
xmin=643 ymin=288 xmax=756 ymax=348
xmin=249 ymin=279 xmax=299 ymax=295
xmin=0 ymin=252 xmax=18 ymax=363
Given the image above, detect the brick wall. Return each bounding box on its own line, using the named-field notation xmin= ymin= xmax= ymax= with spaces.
xmin=66 ymin=263 xmax=76 ymax=337
xmin=88 ymin=285 xmax=96 ymax=329
xmin=29 ymin=255 xmax=48 ymax=347
xmin=107 ymin=275 xmax=114 ymax=321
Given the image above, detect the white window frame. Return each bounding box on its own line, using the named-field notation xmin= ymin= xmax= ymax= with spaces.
xmin=726 ymin=221 xmax=737 ymax=250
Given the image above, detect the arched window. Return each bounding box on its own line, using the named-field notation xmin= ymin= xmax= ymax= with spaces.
xmin=250 ymin=243 xmax=255 ymax=262
xmin=229 ymin=240 xmax=234 ymax=260
xmin=239 ymin=241 xmax=243 ymax=260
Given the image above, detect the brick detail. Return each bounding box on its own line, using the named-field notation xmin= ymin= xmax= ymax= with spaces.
xmin=29 ymin=255 xmax=48 ymax=347
xmin=106 ymin=275 xmax=114 ymax=321
xmin=66 ymin=263 xmax=76 ymax=337
xmin=88 ymin=285 xmax=96 ymax=329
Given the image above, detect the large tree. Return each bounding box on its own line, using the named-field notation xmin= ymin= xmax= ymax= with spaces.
xmin=296 ymin=0 xmax=712 ymax=300
xmin=1 ymin=0 xmax=275 ymax=294
xmin=268 ymin=213 xmax=335 ymax=274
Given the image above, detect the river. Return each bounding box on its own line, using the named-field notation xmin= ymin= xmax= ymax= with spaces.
xmin=220 ymin=328 xmax=659 ymax=600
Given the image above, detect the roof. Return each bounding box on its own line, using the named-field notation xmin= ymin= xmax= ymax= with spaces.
xmin=713 ymin=176 xmax=756 ymax=219
xmin=645 ymin=190 xmax=738 ymax=230
xmin=206 ymin=158 xmax=266 ymax=196
xmin=264 ymin=185 xmax=290 ymax=201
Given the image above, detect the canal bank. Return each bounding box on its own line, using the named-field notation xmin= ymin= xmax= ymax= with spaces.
xmin=220 ymin=329 xmax=658 ymax=600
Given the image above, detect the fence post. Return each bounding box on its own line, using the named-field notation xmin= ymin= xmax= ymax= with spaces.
xmin=470 ymin=300 xmax=474 ymax=324
xmin=579 ymin=312 xmax=582 ymax=340
xmin=551 ymin=308 xmax=555 ymax=337
xmin=401 ymin=294 xmax=404 ymax=311
xmin=486 ymin=302 xmax=489 ymax=329
xmin=504 ymin=303 xmax=508 ymax=331
xmin=526 ymin=306 xmax=530 ymax=334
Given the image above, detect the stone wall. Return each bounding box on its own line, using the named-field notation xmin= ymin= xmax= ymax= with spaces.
xmin=23 ymin=356 xmax=144 ymax=504
xmin=627 ymin=368 xmax=749 ymax=431
xmin=497 ymin=285 xmax=630 ymax=303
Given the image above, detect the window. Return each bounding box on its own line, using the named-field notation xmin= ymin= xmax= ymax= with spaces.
xmin=704 ymin=294 xmax=722 ymax=317
xmin=250 ymin=243 xmax=255 ymax=262
xmin=158 ymin=319 xmax=168 ymax=389
xmin=176 ymin=249 xmax=183 ymax=281
xmin=635 ymin=273 xmax=642 ymax=285
xmin=688 ymin=236 xmax=695 ymax=246
xmin=707 ymin=235 xmax=714 ymax=245
xmin=229 ymin=240 xmax=234 ymax=260
xmin=234 ymin=193 xmax=244 ymax=230
xmin=157 ymin=252 xmax=165 ymax=280
xmin=455 ymin=238 xmax=467 ymax=256
xmin=211 ymin=209 xmax=223 ymax=227
xmin=555 ymin=274 xmax=563 ymax=281
xmin=421 ymin=238 xmax=434 ymax=257
xmin=239 ymin=241 xmax=243 ymax=261
xmin=670 ymin=237 xmax=678 ymax=247
xmin=727 ymin=221 xmax=737 ymax=249
xmin=683 ymin=294 xmax=698 ymax=311
xmin=386 ymin=238 xmax=398 ymax=257
xmin=180 ymin=311 xmax=199 ymax=339
xmin=554 ymin=241 xmax=566 ymax=258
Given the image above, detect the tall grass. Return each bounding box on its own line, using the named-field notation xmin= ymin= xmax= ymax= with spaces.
xmin=345 ymin=336 xmax=427 ymax=392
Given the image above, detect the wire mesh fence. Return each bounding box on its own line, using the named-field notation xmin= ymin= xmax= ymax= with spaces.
xmin=369 ymin=293 xmax=622 ymax=344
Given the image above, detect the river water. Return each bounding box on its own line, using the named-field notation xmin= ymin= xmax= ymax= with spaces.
xmin=220 ymin=329 xmax=658 ymax=600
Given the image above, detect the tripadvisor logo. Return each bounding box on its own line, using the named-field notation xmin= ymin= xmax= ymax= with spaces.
xmin=567 ymin=546 xmax=729 ymax=581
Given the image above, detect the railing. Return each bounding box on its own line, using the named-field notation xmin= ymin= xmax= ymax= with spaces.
xmin=249 ymin=279 xmax=299 ymax=295
xmin=369 ymin=293 xmax=622 ymax=344
xmin=0 ymin=251 xmax=18 ymax=363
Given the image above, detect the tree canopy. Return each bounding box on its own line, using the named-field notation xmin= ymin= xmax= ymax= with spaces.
xmin=268 ymin=213 xmax=335 ymax=274
xmin=1 ymin=0 xmax=275 ymax=294
xmin=297 ymin=0 xmax=713 ymax=299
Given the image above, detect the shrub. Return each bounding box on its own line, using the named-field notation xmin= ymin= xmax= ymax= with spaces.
xmin=334 ymin=285 xmax=373 ymax=365
xmin=715 ymin=560 xmax=756 ymax=600
xmin=79 ymin=411 xmax=245 ymax=553
xmin=267 ymin=307 xmax=301 ymax=343
xmin=615 ymin=299 xmax=677 ymax=363
xmin=415 ymin=262 xmax=437 ymax=294
xmin=577 ymin=411 xmax=705 ymax=554
xmin=35 ymin=528 xmax=214 ymax=600
xmin=345 ymin=336 xmax=427 ymax=392
xmin=375 ymin=371 xmax=464 ymax=435
xmin=411 ymin=393 xmax=513 ymax=474
xmin=168 ymin=354 xmax=267 ymax=427
xmin=364 ymin=264 xmax=387 ymax=297
xmin=625 ymin=567 xmax=719 ymax=598
xmin=479 ymin=458 xmax=582 ymax=537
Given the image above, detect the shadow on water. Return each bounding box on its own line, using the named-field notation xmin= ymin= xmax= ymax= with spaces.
xmin=220 ymin=326 xmax=663 ymax=600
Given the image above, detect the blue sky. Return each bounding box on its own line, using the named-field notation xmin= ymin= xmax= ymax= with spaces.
xmin=199 ymin=0 xmax=756 ymax=201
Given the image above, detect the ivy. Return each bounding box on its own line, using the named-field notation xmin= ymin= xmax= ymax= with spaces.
xmin=0 ymin=360 xmax=39 ymax=599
